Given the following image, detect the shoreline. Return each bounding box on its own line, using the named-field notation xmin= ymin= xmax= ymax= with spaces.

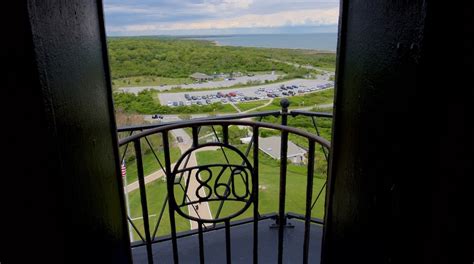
xmin=206 ymin=39 xmax=335 ymax=53
xmin=211 ymin=40 xmax=221 ymax=47
xmin=178 ymin=35 xmax=337 ymax=53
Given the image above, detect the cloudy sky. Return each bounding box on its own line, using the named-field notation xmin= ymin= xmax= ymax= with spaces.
xmin=104 ymin=0 xmax=339 ymax=36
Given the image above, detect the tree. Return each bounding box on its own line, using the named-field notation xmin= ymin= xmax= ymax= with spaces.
xmin=228 ymin=126 xmax=248 ymax=145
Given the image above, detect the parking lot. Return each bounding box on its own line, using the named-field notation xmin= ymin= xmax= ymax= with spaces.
xmin=119 ymin=73 xmax=281 ymax=95
xmin=158 ymin=78 xmax=334 ymax=107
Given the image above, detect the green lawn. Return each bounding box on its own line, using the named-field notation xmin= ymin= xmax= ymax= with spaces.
xmin=121 ymin=145 xmax=181 ymax=184
xmin=256 ymin=88 xmax=334 ymax=112
xmin=235 ymin=100 xmax=270 ymax=112
xmin=127 ymin=178 xmax=190 ymax=241
xmin=195 ymin=146 xmax=327 ymax=223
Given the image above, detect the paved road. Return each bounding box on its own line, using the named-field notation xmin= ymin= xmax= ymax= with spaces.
xmin=118 ymin=74 xmax=281 ymax=95
xmin=143 ymin=101 xmax=333 ymax=125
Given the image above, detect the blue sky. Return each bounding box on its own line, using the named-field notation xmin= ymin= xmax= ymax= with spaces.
xmin=104 ymin=0 xmax=339 ymax=36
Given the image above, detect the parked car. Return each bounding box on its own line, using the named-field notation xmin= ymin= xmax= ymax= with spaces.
xmin=152 ymin=114 xmax=163 ymax=119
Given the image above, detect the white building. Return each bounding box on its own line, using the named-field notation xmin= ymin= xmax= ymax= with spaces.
xmin=240 ymin=136 xmax=308 ymax=164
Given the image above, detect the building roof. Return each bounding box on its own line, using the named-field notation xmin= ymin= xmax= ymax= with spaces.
xmin=190 ymin=72 xmax=212 ymax=79
xmin=258 ymin=136 xmax=307 ymax=160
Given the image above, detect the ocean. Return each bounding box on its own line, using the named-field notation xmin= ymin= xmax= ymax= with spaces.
xmin=185 ymin=33 xmax=337 ymax=51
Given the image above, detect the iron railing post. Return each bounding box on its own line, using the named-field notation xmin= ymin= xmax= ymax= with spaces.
xmin=134 ymin=139 xmax=154 ymax=263
xmin=303 ymin=140 xmax=316 ymax=263
xmin=163 ymin=131 xmax=179 ymax=264
xmin=277 ymin=98 xmax=290 ymax=264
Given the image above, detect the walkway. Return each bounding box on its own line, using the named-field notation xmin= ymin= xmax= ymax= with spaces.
xmin=124 ymin=163 xmax=176 ymax=193
xmin=230 ymin=103 xmax=242 ymax=113
xmin=170 ymin=129 xmax=214 ymax=229
xmin=242 ymin=98 xmax=274 ymax=113
xmin=124 ymin=128 xmax=215 ymax=229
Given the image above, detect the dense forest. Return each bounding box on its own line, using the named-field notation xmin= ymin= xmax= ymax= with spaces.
xmin=107 ymin=37 xmax=336 ymax=79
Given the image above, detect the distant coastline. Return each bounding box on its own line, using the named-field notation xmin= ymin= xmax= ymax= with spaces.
xmin=181 ymin=33 xmax=337 ymax=52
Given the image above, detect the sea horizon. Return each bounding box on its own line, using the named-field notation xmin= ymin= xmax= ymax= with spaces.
xmin=110 ymin=33 xmax=338 ymax=52
xmin=184 ymin=33 xmax=337 ymax=51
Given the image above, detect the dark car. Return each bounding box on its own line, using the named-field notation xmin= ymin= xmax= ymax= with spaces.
xmin=176 ymin=136 xmax=183 ymax=143
xmin=152 ymin=114 xmax=163 ymax=119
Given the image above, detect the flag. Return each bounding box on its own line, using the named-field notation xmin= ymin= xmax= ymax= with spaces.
xmin=121 ymin=161 xmax=127 ymax=178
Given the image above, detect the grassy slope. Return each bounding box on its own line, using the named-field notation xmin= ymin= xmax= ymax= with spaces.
xmin=121 ymin=146 xmax=181 ymax=184
xmin=235 ymin=100 xmax=271 ymax=112
xmin=127 ymin=179 xmax=190 ymax=240
xmin=256 ymin=88 xmax=334 ymax=112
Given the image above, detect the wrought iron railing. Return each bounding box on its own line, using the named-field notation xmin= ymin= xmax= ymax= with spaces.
xmin=117 ymin=99 xmax=332 ymax=263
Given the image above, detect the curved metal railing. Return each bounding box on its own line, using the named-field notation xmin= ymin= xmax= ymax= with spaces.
xmin=117 ymin=100 xmax=332 ymax=264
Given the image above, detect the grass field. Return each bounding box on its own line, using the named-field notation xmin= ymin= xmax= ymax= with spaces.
xmin=195 ymin=145 xmax=327 ymax=222
xmin=256 ymin=88 xmax=334 ymax=112
xmin=121 ymin=145 xmax=181 ymax=184
xmin=127 ymin=178 xmax=191 ymax=240
xmin=235 ymin=100 xmax=271 ymax=112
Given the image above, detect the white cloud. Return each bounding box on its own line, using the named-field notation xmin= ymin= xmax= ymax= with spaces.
xmin=107 ymin=8 xmax=338 ymax=33
xmin=105 ymin=4 xmax=156 ymax=14
xmin=186 ymin=0 xmax=253 ymax=15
